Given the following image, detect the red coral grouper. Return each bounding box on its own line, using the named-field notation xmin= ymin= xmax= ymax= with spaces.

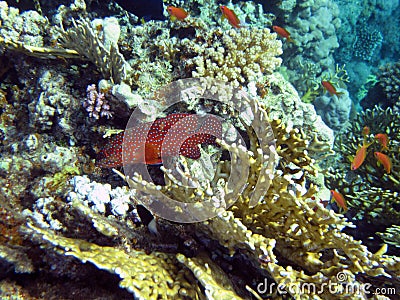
xmin=96 ymin=113 xmax=222 ymax=168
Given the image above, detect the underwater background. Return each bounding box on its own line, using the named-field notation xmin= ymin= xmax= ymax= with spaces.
xmin=0 ymin=0 xmax=399 ymax=299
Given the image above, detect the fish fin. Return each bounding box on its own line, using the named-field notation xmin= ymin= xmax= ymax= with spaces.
xmin=336 ymin=91 xmax=344 ymax=98
xmin=363 ymin=140 xmax=374 ymax=148
xmin=170 ymin=15 xmax=177 ymax=21
xmin=286 ymin=36 xmax=294 ymax=43
xmin=221 ymin=15 xmax=226 ymax=21
xmin=145 ymin=143 xmax=162 ymax=165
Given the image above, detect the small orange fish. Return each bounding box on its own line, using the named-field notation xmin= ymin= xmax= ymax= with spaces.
xmin=220 ymin=6 xmax=241 ymax=28
xmin=330 ymin=190 xmax=347 ymax=211
xmin=321 ymin=81 xmax=344 ymax=96
xmin=167 ymin=6 xmax=188 ymax=21
xmin=351 ymin=141 xmax=372 ymax=171
xmin=375 ymin=133 xmax=389 ymax=151
xmin=374 ymin=152 xmax=392 ymax=174
xmin=362 ymin=126 xmax=370 ymax=137
xmin=272 ymin=25 xmax=294 ymax=43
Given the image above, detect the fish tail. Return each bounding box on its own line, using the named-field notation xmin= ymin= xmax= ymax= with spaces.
xmin=286 ymin=36 xmax=294 ymax=43
xmin=362 ymin=140 xmax=374 ymax=148
xmin=381 ymin=145 xmax=389 ymax=152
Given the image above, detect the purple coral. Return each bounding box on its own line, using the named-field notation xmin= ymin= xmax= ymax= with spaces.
xmin=83 ymin=84 xmax=113 ymax=119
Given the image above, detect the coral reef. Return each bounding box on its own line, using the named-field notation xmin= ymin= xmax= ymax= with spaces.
xmin=314 ymin=87 xmax=352 ymax=130
xmin=0 ymin=1 xmax=48 ymax=50
xmin=377 ymin=60 xmax=400 ymax=107
xmin=360 ymin=60 xmax=400 ymax=110
xmin=84 ymin=84 xmax=113 ymax=119
xmin=326 ymin=106 xmax=399 ymax=238
xmin=276 ymin=0 xmax=342 ymax=96
xmin=378 ymin=225 xmax=400 ymax=249
xmin=185 ymin=27 xmax=282 ymax=87
xmin=21 ymin=79 xmax=400 ymax=299
xmin=55 ymin=17 xmax=131 ymax=85
xmin=0 ymin=0 xmax=399 ymax=299
xmin=253 ymin=72 xmax=334 ymax=148
xmin=121 ymin=17 xmax=282 ymax=93
xmin=333 ymin=0 xmax=399 ymax=101
xmin=352 ymin=23 xmax=383 ymax=62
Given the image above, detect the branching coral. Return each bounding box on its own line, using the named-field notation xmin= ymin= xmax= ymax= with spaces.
xmin=55 ymin=18 xmax=131 ymax=84
xmin=21 ymin=79 xmax=400 ymax=299
xmin=378 ymin=225 xmax=400 ymax=249
xmin=184 ymin=27 xmax=282 ymax=87
xmin=1 ymin=1 xmax=399 ymax=298
xmin=120 ymin=14 xmax=282 ymax=93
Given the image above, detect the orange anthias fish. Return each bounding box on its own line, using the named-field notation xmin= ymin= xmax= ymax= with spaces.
xmin=330 ymin=190 xmax=347 ymax=211
xmin=351 ymin=141 xmax=372 ymax=171
xmin=220 ymin=5 xmax=241 ymax=28
xmin=375 ymin=133 xmax=389 ymax=151
xmin=374 ymin=152 xmax=392 ymax=174
xmin=167 ymin=6 xmax=189 ymax=21
xmin=272 ymin=26 xmax=294 ymax=43
xmin=362 ymin=126 xmax=370 ymax=137
xmin=321 ymin=81 xmax=344 ymax=96
xmin=96 ymin=113 xmax=222 ymax=168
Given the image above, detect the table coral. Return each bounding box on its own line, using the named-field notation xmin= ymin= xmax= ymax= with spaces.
xmin=27 ymin=224 xmax=200 ymax=299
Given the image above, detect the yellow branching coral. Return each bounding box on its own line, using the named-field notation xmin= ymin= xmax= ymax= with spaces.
xmin=23 ymin=78 xmax=399 ymax=299
xmin=27 ymin=224 xmax=198 ymax=299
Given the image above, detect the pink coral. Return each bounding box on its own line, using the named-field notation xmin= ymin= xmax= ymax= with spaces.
xmin=83 ymin=84 xmax=113 ymax=119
